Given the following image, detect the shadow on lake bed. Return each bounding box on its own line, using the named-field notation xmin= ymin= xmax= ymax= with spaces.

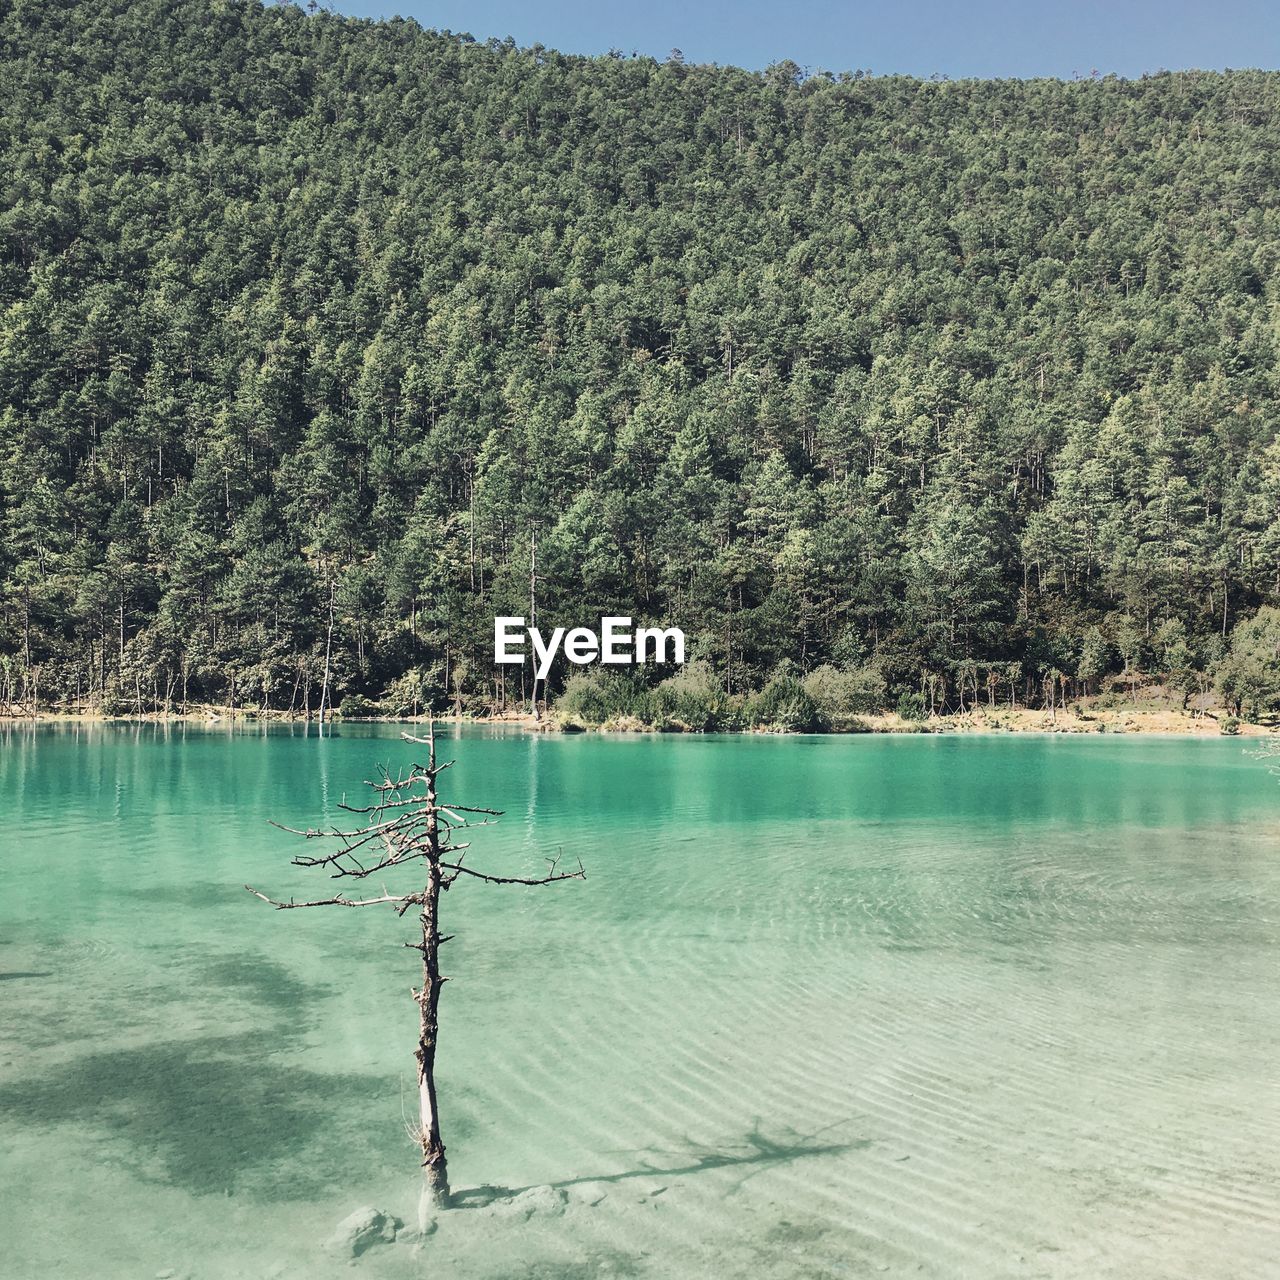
xmin=449 ymin=1123 xmax=870 ymax=1209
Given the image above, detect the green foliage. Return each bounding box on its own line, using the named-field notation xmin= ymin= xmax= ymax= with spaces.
xmin=381 ymin=667 xmax=443 ymax=718
xmin=747 ymin=675 xmax=828 ymax=733
xmin=1 ymin=2 xmax=1278 ymax=719
xmin=802 ymin=664 xmax=883 ymax=728
xmin=557 ymin=670 xmax=654 ymax=726
xmin=896 ymin=691 xmax=927 ymax=722
xmin=338 ymin=693 xmax=380 ymax=718
xmin=651 ymin=660 xmax=738 ymax=731
xmin=1216 ymin=606 xmax=1280 ymax=721
xmin=1077 ymin=628 xmax=1110 ymax=693
xmin=1154 ymin=619 xmax=1199 ymax=707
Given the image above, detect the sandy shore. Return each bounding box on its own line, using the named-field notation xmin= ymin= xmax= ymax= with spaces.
xmin=1 ymin=701 xmax=1272 ymax=736
xmin=852 ymin=704 xmax=1271 ymax=736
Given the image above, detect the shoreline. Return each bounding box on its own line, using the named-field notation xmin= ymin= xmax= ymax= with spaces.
xmin=1 ymin=704 xmax=1272 ymax=737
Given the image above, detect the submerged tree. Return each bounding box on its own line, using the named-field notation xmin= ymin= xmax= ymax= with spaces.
xmin=246 ymin=726 xmax=584 ymax=1204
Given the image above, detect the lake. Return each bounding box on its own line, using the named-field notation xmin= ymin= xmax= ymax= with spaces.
xmin=1 ymin=725 xmax=1278 ymax=1278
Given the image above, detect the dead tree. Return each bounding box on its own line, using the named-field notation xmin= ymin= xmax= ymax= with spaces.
xmin=246 ymin=725 xmax=584 ymax=1205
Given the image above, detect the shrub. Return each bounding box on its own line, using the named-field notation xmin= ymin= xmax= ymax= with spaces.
xmin=99 ymin=684 xmax=136 ymax=717
xmin=1220 ymin=714 xmax=1241 ymax=736
xmin=747 ymin=675 xmax=828 ymax=732
xmin=652 ymin=659 xmax=735 ymax=731
xmin=1216 ymin=605 xmax=1280 ymax=721
xmin=338 ymin=693 xmax=380 ymax=718
xmin=802 ymin=664 xmax=887 ymax=726
xmin=556 ymin=670 xmax=653 ymax=725
xmin=896 ymin=690 xmax=927 ymax=722
xmin=381 ymin=667 xmax=444 ymax=717
xmin=556 ymin=673 xmax=610 ymax=724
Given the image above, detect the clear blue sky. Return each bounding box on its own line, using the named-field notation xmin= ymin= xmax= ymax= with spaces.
xmin=326 ymin=0 xmax=1280 ymax=79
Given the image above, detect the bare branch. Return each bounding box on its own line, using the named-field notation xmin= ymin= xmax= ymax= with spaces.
xmin=268 ymin=815 xmax=409 ymax=844
xmin=281 ymin=823 xmax=417 ymax=876
xmin=437 ymin=857 xmax=586 ymax=887
xmin=337 ymin=793 xmax=431 ymax=815
xmin=244 ymin=885 xmax=421 ymax=910
xmin=323 ymin=839 xmax=448 ymax=879
xmin=400 ymin=729 xmax=455 ymax=778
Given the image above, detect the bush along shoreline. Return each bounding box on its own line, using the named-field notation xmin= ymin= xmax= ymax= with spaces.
xmin=5 ymin=658 xmax=1268 ymax=737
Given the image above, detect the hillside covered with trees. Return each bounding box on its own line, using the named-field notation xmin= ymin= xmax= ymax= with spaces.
xmin=4 ymin=0 xmax=1280 ymax=725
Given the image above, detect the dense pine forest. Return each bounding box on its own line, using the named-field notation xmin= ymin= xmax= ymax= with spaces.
xmin=4 ymin=0 xmax=1280 ymax=725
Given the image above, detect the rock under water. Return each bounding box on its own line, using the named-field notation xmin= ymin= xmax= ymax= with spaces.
xmin=325 ymin=1206 xmax=402 ymax=1257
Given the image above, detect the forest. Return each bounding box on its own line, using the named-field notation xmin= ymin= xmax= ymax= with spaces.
xmin=4 ymin=0 xmax=1280 ymax=726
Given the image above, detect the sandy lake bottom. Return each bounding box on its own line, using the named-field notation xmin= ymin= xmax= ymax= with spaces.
xmin=1 ymin=725 xmax=1278 ymax=1278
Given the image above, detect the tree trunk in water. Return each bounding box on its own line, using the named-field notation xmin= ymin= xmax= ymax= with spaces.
xmin=415 ymin=742 xmax=450 ymax=1205
xmin=415 ymin=877 xmax=449 ymax=1203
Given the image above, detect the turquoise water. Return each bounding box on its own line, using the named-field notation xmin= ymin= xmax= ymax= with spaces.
xmin=1 ymin=725 xmax=1278 ymax=1278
